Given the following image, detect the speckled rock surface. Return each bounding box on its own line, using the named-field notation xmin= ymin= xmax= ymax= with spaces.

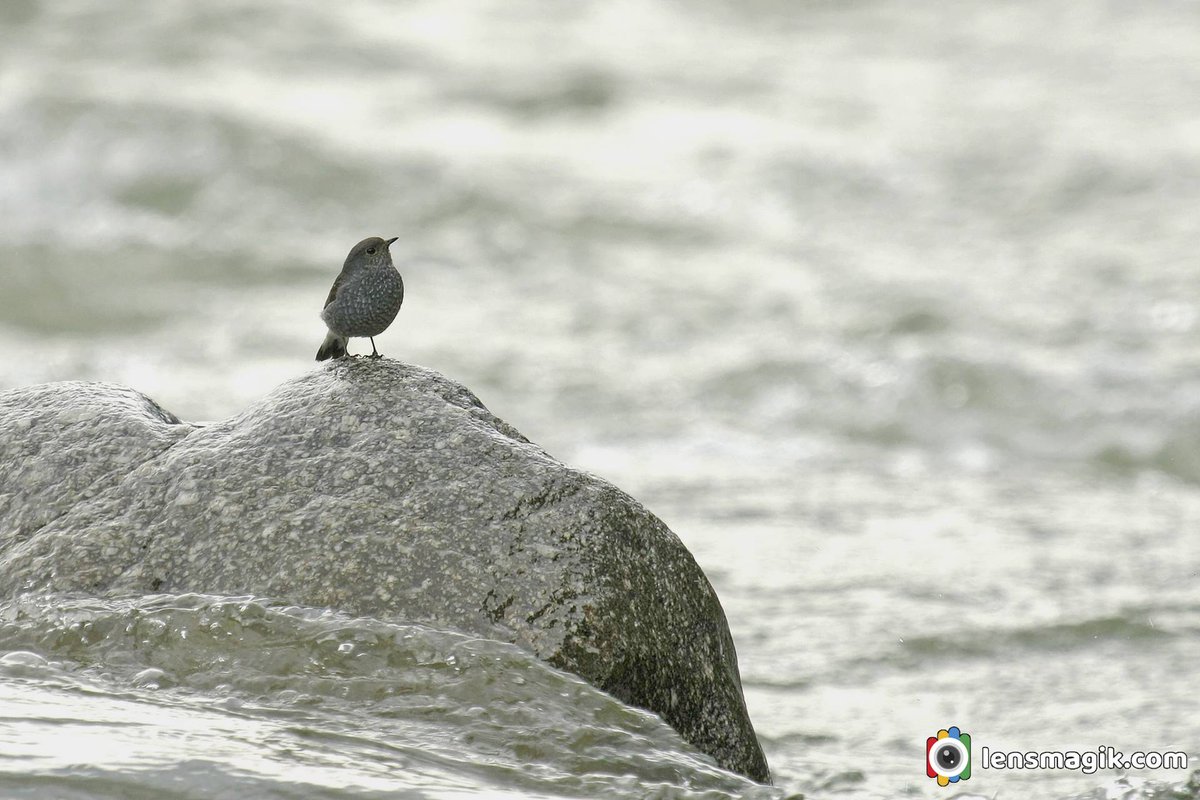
xmin=0 ymin=359 xmax=769 ymax=782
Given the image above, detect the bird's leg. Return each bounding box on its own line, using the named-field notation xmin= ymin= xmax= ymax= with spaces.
xmin=369 ymin=337 xmax=381 ymax=358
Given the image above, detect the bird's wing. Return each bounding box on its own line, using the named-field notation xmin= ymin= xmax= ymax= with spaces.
xmin=323 ymin=271 xmax=346 ymax=309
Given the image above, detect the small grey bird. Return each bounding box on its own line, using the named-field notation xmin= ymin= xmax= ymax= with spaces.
xmin=316 ymin=236 xmax=404 ymax=360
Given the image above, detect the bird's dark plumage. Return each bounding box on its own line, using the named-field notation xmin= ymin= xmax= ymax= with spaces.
xmin=315 ymin=333 xmax=347 ymax=361
xmin=315 ymin=236 xmax=403 ymax=361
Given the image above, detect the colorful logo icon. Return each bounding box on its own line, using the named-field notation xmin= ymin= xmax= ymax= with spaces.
xmin=927 ymin=726 xmax=971 ymax=786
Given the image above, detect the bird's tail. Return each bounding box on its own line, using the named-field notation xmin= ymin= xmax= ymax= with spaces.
xmin=316 ymin=332 xmax=348 ymax=361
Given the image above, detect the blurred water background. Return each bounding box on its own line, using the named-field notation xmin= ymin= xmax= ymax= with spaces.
xmin=2 ymin=0 xmax=1199 ymax=797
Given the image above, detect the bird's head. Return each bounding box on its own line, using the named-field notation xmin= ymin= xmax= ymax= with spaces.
xmin=345 ymin=236 xmax=398 ymax=269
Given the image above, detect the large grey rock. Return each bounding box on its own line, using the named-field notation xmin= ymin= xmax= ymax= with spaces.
xmin=0 ymin=359 xmax=769 ymax=782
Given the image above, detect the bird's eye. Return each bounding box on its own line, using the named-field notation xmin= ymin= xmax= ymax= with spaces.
xmin=367 ymin=248 xmax=377 ymax=255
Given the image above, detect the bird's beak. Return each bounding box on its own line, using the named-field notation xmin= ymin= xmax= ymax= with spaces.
xmin=385 ymin=237 xmax=399 ymax=246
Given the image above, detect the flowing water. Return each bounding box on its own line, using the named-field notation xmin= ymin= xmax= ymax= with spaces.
xmin=1 ymin=0 xmax=1199 ymax=797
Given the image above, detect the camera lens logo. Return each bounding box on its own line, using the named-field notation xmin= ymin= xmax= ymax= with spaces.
xmin=926 ymin=726 xmax=971 ymax=786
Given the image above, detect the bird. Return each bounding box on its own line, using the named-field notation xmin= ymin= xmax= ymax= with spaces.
xmin=316 ymin=236 xmax=404 ymax=360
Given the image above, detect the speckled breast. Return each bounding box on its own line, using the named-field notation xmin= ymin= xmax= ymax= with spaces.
xmin=322 ymin=266 xmax=405 ymax=338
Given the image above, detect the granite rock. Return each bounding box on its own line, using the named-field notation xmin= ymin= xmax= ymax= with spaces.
xmin=0 ymin=359 xmax=769 ymax=782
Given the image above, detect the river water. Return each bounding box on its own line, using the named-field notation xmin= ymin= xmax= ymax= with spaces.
xmin=1 ymin=0 xmax=1198 ymax=797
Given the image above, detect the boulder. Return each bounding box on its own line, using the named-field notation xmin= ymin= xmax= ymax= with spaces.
xmin=0 ymin=359 xmax=770 ymax=782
